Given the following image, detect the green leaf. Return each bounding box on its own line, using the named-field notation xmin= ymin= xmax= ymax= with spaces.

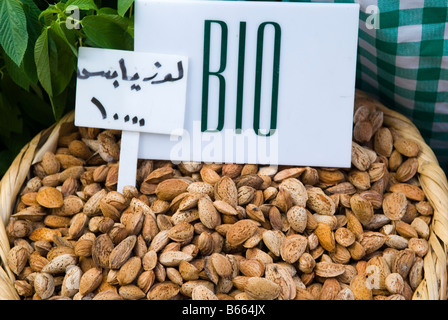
xmin=1 ymin=75 xmax=54 ymax=125
xmin=97 ymin=7 xmax=118 ymax=15
xmin=34 ymin=27 xmax=52 ymax=96
xmin=47 ymin=26 xmax=75 ymax=97
xmin=22 ymin=0 xmax=42 ymax=85
xmin=38 ymin=6 xmax=59 ymax=21
xmin=65 ymin=0 xmax=98 ymax=11
xmin=117 ymin=0 xmax=134 ymax=17
xmin=0 ymin=0 xmax=28 ymax=66
xmin=82 ymin=15 xmax=133 ymax=50
xmin=34 ymin=25 xmax=76 ymax=103
xmin=51 ymin=21 xmax=78 ymax=57
xmin=55 ymin=2 xmax=66 ymax=12
xmin=21 ymin=45 xmax=38 ymax=86
xmin=2 ymin=50 xmax=31 ymax=90
xmin=21 ymin=0 xmax=41 ymax=20
xmin=49 ymin=85 xmax=72 ymax=121
xmin=96 ymin=11 xmax=130 ymax=30
xmin=0 ymin=93 xmax=23 ymax=136
xmin=127 ymin=17 xmax=134 ymax=38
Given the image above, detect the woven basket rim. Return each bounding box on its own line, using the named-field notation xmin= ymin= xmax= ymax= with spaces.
xmin=0 ymin=90 xmax=446 ymax=300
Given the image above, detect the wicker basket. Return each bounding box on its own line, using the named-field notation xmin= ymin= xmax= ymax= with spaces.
xmin=0 ymin=90 xmax=446 ymax=300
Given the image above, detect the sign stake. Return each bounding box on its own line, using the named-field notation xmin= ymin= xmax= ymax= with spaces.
xmin=117 ymin=130 xmax=140 ymax=193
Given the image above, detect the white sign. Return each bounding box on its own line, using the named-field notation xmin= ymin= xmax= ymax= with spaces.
xmin=74 ymin=47 xmax=189 ymax=192
xmin=135 ymin=0 xmax=360 ymax=168
xmin=75 ymin=47 xmax=188 ymax=135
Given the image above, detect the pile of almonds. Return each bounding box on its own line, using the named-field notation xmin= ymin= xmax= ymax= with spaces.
xmin=5 ymin=96 xmax=434 ymax=300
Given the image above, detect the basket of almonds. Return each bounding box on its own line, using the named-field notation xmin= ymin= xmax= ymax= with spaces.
xmin=0 ymin=89 xmax=446 ymax=300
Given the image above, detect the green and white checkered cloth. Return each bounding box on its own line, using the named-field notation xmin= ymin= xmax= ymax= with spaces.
xmin=251 ymin=0 xmax=448 ymax=172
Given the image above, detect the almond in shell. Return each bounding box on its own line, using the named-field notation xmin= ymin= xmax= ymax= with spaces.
xmin=159 ymin=251 xmax=193 ymax=267
xmin=232 ymin=172 xmax=263 ymax=193
xmin=286 ymin=205 xmax=307 ymax=233
xmin=271 ymin=189 xmax=293 ymax=213
xmin=155 ymin=179 xmax=190 ymax=201
xmin=119 ymin=284 xmax=146 ymax=300
xmin=314 ymin=262 xmax=345 ymax=278
xmin=244 ymin=277 xmax=280 ymax=300
xmin=168 ymin=222 xmax=194 ymax=243
xmin=41 ymin=254 xmax=78 ymax=274
xmin=350 ymin=193 xmax=374 ymax=226
xmin=214 ymin=176 xmax=238 ymax=208
xmin=187 ymin=182 xmax=214 ymax=197
xmin=393 ymin=137 xmax=420 ymax=158
xmin=280 ymin=234 xmax=308 ymax=264
xmin=385 ymin=273 xmax=404 ymax=294
xmin=109 ymin=235 xmax=137 ymax=269
xmin=374 ymin=127 xmax=393 ymax=157
xmin=409 ymin=257 xmax=424 ymax=290
xmin=351 ymin=142 xmax=372 ymax=171
xmin=392 ymin=248 xmax=415 ymax=279
xmin=245 ymin=204 xmax=265 ymax=222
xmin=198 ymin=197 xmax=221 ymax=229
xmin=306 ymin=187 xmax=335 ymax=216
xmin=348 ymin=169 xmax=371 ymax=190
xmin=226 ymin=219 xmax=259 ymax=246
xmin=317 ymin=169 xmax=345 ymax=186
xmin=320 ymin=278 xmax=341 ymax=300
xmin=389 ymin=183 xmax=425 ymax=202
xmin=210 ymin=253 xmax=232 ymax=279
xmin=350 ymin=274 xmax=372 ymax=300
xmin=329 ymin=244 xmax=351 ymax=264
xmin=239 ymin=259 xmax=265 ymax=277
xmin=192 ymin=285 xmax=218 ymax=300
xmin=34 ymin=272 xmax=55 ymax=299
xmin=41 ymin=152 xmax=60 ymax=175
xmin=334 ymin=227 xmax=356 ymax=247
xmin=117 ymin=256 xmax=142 ymax=285
xmin=383 ymin=192 xmax=408 ymax=221
xmin=395 ymin=158 xmax=418 ymax=182
xmin=213 ymin=200 xmax=238 ymax=216
xmin=345 ymin=209 xmax=364 ymax=241
xmin=200 ymin=167 xmax=221 ymax=185
xmin=360 ymin=232 xmax=386 ymax=255
xmin=366 ymin=256 xmax=390 ymax=290
xmin=92 ymin=234 xmax=114 ymax=268
xmin=147 ymin=282 xmax=180 ymax=300
xmin=273 ymin=167 xmax=305 ymax=182
xmin=314 ymin=223 xmax=335 ymax=252
xmin=79 ymin=267 xmax=103 ymax=296
xmin=29 ymin=227 xmax=62 ymax=242
xmin=221 ymin=164 xmax=243 ymax=178
xmin=36 ymin=187 xmax=64 ymax=208
xmin=265 ymin=263 xmax=296 ymax=300
xmin=262 ymin=230 xmax=285 ymax=257
xmin=61 ymin=265 xmax=82 ymax=298
xmin=8 ymin=245 xmax=30 ymax=275
xmin=278 ymin=178 xmax=308 ymax=207
xmin=411 ymin=218 xmax=430 ymax=239
xmin=180 ymin=280 xmax=214 ymax=298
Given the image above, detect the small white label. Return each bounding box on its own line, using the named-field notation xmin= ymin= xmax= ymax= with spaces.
xmin=74 ymin=47 xmax=188 ymax=135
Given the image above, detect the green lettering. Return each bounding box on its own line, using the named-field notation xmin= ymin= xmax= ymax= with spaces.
xmin=235 ymin=21 xmax=246 ymax=134
xmin=201 ymin=20 xmax=228 ymax=132
xmin=253 ymin=22 xmax=281 ymax=137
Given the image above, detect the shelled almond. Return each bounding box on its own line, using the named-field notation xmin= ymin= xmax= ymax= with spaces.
xmin=6 ymin=96 xmax=434 ymax=300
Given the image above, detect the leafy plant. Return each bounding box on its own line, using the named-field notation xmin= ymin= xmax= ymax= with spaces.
xmin=0 ymin=0 xmax=135 ymax=177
